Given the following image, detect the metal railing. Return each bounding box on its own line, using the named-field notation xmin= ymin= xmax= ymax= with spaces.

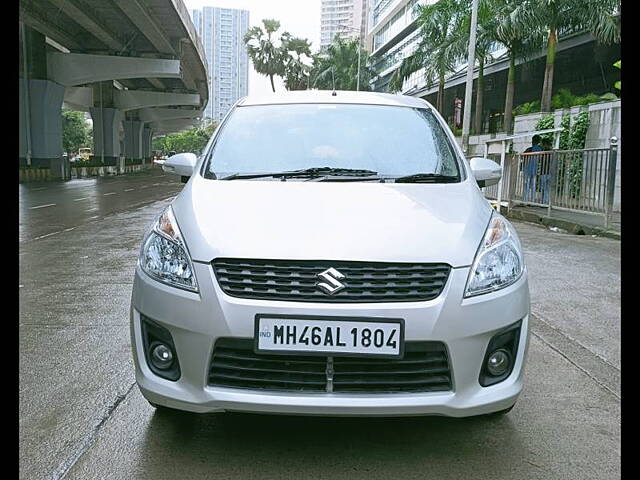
xmin=482 ymin=137 xmax=619 ymax=228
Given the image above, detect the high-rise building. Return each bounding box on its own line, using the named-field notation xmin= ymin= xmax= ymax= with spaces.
xmin=191 ymin=7 xmax=250 ymax=123
xmin=320 ymin=0 xmax=369 ymax=50
xmin=366 ymin=0 xmax=426 ymax=92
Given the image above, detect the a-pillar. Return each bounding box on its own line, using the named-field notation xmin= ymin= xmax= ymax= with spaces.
xmin=123 ymin=118 xmax=144 ymax=163
xmin=19 ymin=24 xmax=68 ymax=179
xmin=142 ymin=127 xmax=153 ymax=164
xmin=90 ymin=81 xmax=123 ymax=166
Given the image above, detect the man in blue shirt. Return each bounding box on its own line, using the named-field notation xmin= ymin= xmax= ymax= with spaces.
xmin=523 ymin=135 xmax=543 ymax=202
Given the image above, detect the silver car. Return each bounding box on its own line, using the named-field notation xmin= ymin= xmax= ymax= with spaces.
xmin=131 ymin=90 xmax=530 ymax=417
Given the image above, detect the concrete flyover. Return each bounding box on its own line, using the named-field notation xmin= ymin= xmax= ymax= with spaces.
xmin=19 ymin=0 xmax=209 ymax=177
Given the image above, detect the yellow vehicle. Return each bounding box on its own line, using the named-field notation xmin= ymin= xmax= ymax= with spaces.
xmin=78 ymin=147 xmax=92 ymax=161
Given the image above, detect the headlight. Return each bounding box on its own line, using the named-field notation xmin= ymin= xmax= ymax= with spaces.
xmin=139 ymin=206 xmax=199 ymax=292
xmin=464 ymin=212 xmax=524 ymax=297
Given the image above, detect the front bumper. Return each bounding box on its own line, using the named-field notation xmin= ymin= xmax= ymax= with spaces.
xmin=130 ymin=262 xmax=530 ymax=417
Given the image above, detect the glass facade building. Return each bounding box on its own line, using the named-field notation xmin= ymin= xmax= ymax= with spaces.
xmin=320 ymin=0 xmax=368 ymax=50
xmin=366 ymin=0 xmax=425 ymax=92
xmin=191 ymin=7 xmax=250 ymax=123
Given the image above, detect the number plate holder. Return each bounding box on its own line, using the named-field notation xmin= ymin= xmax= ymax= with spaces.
xmin=254 ymin=314 xmax=405 ymax=359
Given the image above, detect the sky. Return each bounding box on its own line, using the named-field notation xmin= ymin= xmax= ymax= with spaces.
xmin=183 ymin=0 xmax=322 ymax=96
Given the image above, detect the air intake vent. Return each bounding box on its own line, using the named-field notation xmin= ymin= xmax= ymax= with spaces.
xmin=209 ymin=338 xmax=452 ymax=394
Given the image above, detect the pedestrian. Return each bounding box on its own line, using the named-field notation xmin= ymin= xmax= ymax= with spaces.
xmin=523 ymin=135 xmax=543 ymax=202
xmin=538 ymin=138 xmax=553 ymax=204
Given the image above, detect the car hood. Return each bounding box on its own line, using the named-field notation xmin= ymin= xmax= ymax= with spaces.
xmin=172 ymin=177 xmax=493 ymax=268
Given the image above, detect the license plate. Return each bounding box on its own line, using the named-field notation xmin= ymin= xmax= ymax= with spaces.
xmin=254 ymin=314 xmax=404 ymax=358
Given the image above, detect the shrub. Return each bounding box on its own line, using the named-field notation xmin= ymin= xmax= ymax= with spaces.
xmin=535 ymin=114 xmax=555 ymax=146
xmin=551 ymin=89 xmax=575 ymax=109
xmin=551 ymin=89 xmax=605 ymax=109
xmin=513 ymin=100 xmax=541 ymax=116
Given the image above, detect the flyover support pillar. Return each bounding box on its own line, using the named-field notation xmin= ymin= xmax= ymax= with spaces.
xmin=123 ymin=119 xmax=144 ymax=163
xmin=142 ymin=127 xmax=153 ymax=164
xmin=90 ymin=81 xmax=123 ymax=166
xmin=19 ymin=23 xmax=68 ymax=179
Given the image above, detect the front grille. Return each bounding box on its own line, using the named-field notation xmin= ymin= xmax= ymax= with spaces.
xmin=208 ymin=338 xmax=452 ymax=393
xmin=212 ymin=258 xmax=451 ymax=303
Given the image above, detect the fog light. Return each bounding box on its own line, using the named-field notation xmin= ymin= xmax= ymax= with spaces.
xmin=487 ymin=349 xmax=511 ymax=376
xmin=150 ymin=342 xmax=174 ymax=370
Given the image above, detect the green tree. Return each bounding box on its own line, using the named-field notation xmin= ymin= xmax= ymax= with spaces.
xmin=613 ymin=60 xmax=620 ymax=90
xmin=514 ymin=0 xmax=620 ymax=112
xmin=490 ymin=0 xmax=544 ymax=134
xmin=389 ymin=0 xmax=467 ymax=113
xmin=62 ymin=109 xmax=91 ymax=154
xmin=152 ymin=123 xmax=218 ymax=156
xmin=282 ymin=35 xmax=312 ymax=90
xmin=311 ymin=37 xmax=374 ymax=91
xmin=244 ymin=19 xmax=288 ymax=92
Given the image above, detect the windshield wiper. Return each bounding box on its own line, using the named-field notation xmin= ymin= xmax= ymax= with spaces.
xmin=220 ymin=167 xmax=379 ymax=181
xmin=393 ymin=173 xmax=460 ymax=184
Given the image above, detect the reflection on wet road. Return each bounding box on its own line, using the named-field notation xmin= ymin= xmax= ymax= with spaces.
xmin=19 ymin=168 xmax=183 ymax=242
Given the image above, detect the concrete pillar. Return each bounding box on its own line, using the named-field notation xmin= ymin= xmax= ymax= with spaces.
xmin=19 ymin=80 xmax=65 ymax=167
xmin=123 ymin=120 xmax=144 ymax=162
xmin=89 ymin=80 xmax=123 ymax=166
xmin=89 ymin=107 xmax=124 ymax=166
xmin=19 ymin=23 xmax=68 ymax=179
xmin=142 ymin=127 xmax=153 ymax=163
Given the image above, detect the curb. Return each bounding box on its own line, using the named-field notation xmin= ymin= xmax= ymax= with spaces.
xmin=505 ymin=209 xmax=621 ymax=240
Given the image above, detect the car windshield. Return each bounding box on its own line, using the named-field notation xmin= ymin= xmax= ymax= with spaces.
xmin=203 ymin=103 xmax=461 ymax=180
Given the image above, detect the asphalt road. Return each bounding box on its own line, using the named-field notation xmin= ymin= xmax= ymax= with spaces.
xmin=19 ymin=169 xmax=620 ymax=479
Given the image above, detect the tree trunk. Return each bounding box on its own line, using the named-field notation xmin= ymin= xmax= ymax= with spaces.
xmin=474 ymin=59 xmax=484 ymax=135
xmin=540 ymin=28 xmax=557 ymax=112
xmin=437 ymin=71 xmax=445 ymax=114
xmin=503 ymin=52 xmax=516 ymax=134
xmin=269 ymin=74 xmax=276 ymax=93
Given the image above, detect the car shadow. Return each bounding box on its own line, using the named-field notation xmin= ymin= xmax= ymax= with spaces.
xmin=136 ymin=407 xmax=526 ymax=478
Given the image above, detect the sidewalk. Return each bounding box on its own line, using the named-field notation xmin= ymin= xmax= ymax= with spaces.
xmin=504 ymin=204 xmax=621 ymax=239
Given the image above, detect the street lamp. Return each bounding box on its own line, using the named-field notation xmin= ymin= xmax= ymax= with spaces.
xmin=337 ymin=24 xmax=362 ymax=91
xmin=462 ymin=0 xmax=479 ymax=154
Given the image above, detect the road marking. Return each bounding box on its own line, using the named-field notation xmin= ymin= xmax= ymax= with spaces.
xmin=63 ymin=227 xmax=75 ymax=232
xmin=103 ymin=192 xmax=117 ymax=196
xmin=85 ymin=208 xmax=98 ymax=212
xmin=33 ymin=231 xmax=61 ymax=240
xmin=32 ymin=187 xmax=46 ymax=191
xmin=89 ymin=215 xmax=99 ymax=219
xmin=124 ymin=188 xmax=134 ymax=192
xmin=73 ymin=197 xmax=90 ymax=201
xmin=29 ymin=203 xmax=56 ymax=210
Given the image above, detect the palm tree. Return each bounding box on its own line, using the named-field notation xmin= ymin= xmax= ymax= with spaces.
xmin=489 ymin=0 xmax=544 ymax=133
xmin=311 ymin=37 xmax=374 ymax=91
xmin=282 ymin=35 xmax=312 ymax=90
xmin=451 ymin=0 xmax=498 ymax=134
xmin=388 ymin=0 xmax=467 ymax=114
xmin=514 ymin=0 xmax=621 ymax=112
xmin=244 ymin=19 xmax=288 ymax=92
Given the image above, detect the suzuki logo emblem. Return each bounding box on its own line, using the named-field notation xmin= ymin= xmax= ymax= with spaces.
xmin=316 ymin=267 xmax=346 ymax=295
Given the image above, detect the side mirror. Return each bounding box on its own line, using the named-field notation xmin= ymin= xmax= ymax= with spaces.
xmin=470 ymin=157 xmax=502 ymax=187
xmin=163 ymin=153 xmax=197 ymax=182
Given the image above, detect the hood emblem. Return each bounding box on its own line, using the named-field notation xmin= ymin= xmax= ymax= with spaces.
xmin=316 ymin=268 xmax=346 ymax=295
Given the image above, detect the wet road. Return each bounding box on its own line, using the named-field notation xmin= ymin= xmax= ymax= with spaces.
xmin=19 ymin=168 xmax=183 ymax=243
xmin=19 ymin=171 xmax=620 ymax=479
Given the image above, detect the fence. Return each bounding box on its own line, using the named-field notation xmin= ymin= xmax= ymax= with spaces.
xmin=482 ymin=138 xmax=618 ymax=228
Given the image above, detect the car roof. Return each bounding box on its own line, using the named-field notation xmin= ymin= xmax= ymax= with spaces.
xmin=237 ymin=90 xmax=431 ymax=109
